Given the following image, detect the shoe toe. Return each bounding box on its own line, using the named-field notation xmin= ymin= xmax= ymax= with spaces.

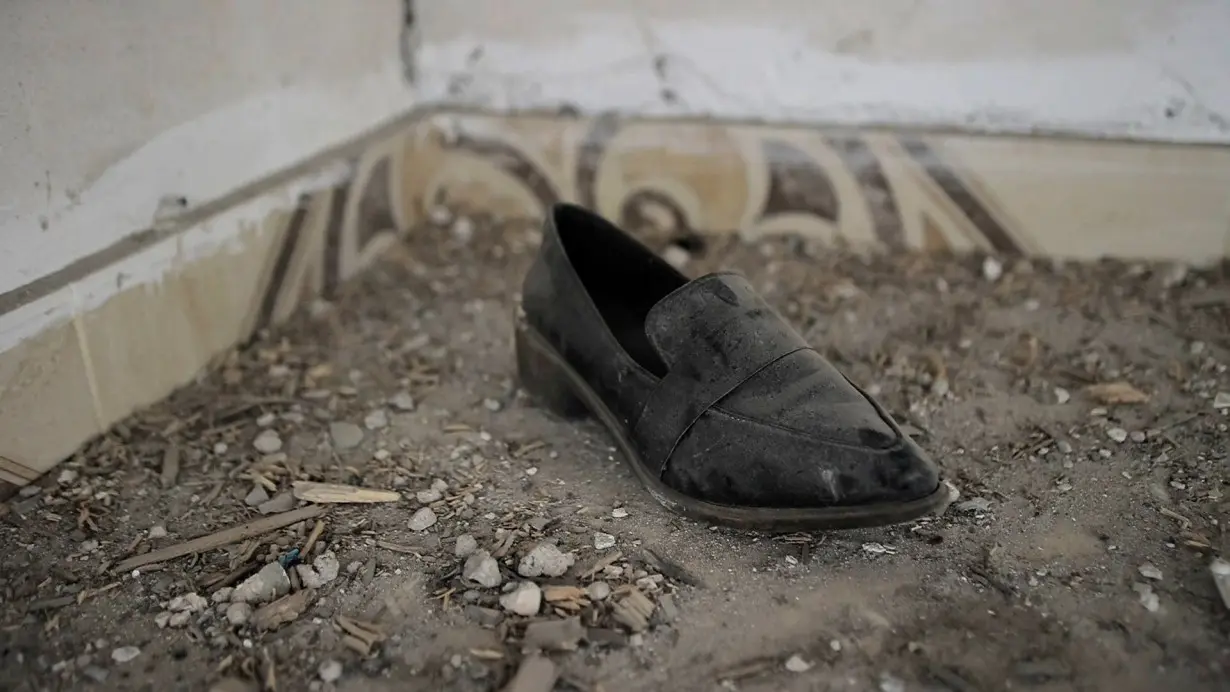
xmin=661 ymin=409 xmax=941 ymax=510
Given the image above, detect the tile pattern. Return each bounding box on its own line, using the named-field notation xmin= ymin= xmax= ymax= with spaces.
xmin=3 ymin=111 xmax=1230 ymax=492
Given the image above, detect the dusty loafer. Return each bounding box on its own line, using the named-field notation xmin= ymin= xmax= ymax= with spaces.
xmin=515 ymin=203 xmax=947 ymax=531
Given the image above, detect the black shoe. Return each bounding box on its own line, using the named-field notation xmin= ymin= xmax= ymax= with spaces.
xmin=514 ymin=203 xmax=948 ymax=530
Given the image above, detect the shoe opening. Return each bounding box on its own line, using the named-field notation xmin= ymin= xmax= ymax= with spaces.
xmin=553 ymin=204 xmax=686 ymax=377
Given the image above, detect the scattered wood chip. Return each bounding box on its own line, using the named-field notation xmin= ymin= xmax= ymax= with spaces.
xmin=542 ymin=585 xmax=587 ymax=603
xmin=1085 ymin=381 xmax=1149 ymax=405
xmin=260 ymin=648 xmax=277 ymax=691
xmin=716 ymin=657 xmax=779 ymax=683
xmin=113 ymin=505 xmax=326 ymax=573
xmin=611 ymin=588 xmax=655 ymax=632
xmin=1159 ymin=506 xmax=1193 ymax=530
xmin=253 ymin=589 xmax=314 ymax=630
xmin=510 ymin=441 xmax=546 ymax=458
xmin=160 ymin=444 xmax=180 ymax=488
xmin=203 ymin=561 xmax=262 ymax=594
xmin=376 ymin=539 xmax=430 ymax=555
xmin=302 ymin=520 xmax=326 ymax=557
xmin=491 ymin=532 xmax=518 ymax=559
xmin=642 ymin=547 xmax=703 ymax=587
xmin=503 ymin=654 xmax=557 ymax=692
xmin=336 ymin=615 xmax=386 ymax=656
xmin=292 ymin=482 xmax=400 ymax=504
xmin=27 ymin=595 xmax=75 ymax=612
xmin=244 ymin=472 xmax=278 ymax=493
xmin=580 ymin=551 xmax=623 ymax=579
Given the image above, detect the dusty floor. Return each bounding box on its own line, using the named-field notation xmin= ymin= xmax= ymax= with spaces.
xmin=2 ymin=217 xmax=1229 ymax=692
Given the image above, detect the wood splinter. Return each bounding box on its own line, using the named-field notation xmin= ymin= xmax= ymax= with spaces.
xmin=112 ymin=505 xmax=326 ymax=573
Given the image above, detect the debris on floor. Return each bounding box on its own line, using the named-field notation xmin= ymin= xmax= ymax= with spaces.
xmin=1 ymin=217 xmax=1227 ymax=691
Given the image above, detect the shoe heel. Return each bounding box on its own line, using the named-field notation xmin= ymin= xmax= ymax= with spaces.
xmin=514 ymin=320 xmax=589 ymax=419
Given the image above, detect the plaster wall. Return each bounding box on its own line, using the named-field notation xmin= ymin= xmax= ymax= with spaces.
xmin=0 ymin=0 xmax=415 ymax=318
xmin=416 ymin=0 xmax=1230 ymax=144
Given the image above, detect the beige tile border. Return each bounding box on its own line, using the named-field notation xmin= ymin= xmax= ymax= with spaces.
xmin=3 ymin=111 xmax=1229 ymax=493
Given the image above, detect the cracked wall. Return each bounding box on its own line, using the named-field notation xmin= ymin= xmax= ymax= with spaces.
xmin=414 ymin=0 xmax=1230 ymax=145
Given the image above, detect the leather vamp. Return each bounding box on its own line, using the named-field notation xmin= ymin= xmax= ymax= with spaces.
xmin=642 ymin=272 xmax=899 ymax=449
xmin=714 ymin=349 xmax=898 ymax=448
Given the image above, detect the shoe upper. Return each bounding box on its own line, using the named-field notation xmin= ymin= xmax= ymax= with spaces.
xmin=521 ymin=203 xmax=941 ymax=509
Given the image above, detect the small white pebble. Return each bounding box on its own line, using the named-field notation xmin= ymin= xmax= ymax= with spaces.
xmin=390 ymin=392 xmax=417 ymax=411
xmin=416 ymin=488 xmax=443 ymax=504
xmin=111 ymin=646 xmax=141 ymax=664
xmin=454 ymin=534 xmax=478 ymax=558
xmin=408 ymin=507 xmax=437 ymax=532
xmin=982 ymin=256 xmax=1003 ymax=282
xmin=318 ymin=659 xmax=343 ymax=683
xmin=1106 ymin=427 xmax=1128 ymax=443
xmin=784 ymin=654 xmax=813 ymax=673
xmin=1134 ymin=583 xmax=1160 ymax=612
xmin=880 ymin=672 xmax=907 ymax=692
xmin=252 ymin=430 xmax=283 ymax=454
xmin=226 ymin=602 xmax=253 ymax=626
xmin=364 ymin=410 xmax=389 ymax=430
xmin=451 ymin=216 xmax=475 ymax=243
xmin=1138 ymin=563 xmax=1163 ymax=581
xmin=587 ymin=581 xmax=611 ymax=601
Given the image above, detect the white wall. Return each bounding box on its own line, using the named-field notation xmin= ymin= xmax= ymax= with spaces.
xmin=416 ymin=0 xmax=1230 ymax=145
xmin=0 ymin=0 xmax=415 ymax=301
xmin=3 ymin=0 xmax=1228 ymax=350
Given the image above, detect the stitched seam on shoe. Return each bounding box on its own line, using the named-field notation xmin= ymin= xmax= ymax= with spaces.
xmin=704 ymin=406 xmax=907 ymax=452
xmin=642 ymin=345 xmax=812 ymax=478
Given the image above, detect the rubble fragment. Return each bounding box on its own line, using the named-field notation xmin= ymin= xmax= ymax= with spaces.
xmin=462 ymin=550 xmax=503 ymax=588
xmin=232 ymin=563 xmax=291 ymax=604
xmin=518 ymin=543 xmax=573 ymax=577
xmin=252 ymin=589 xmax=314 ymax=630
xmin=500 ymin=582 xmax=542 ymax=616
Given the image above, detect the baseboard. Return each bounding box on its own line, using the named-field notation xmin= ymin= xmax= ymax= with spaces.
xmin=2 ymin=111 xmax=1228 ymax=487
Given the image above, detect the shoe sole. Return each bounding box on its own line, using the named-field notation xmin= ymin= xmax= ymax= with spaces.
xmin=513 ymin=311 xmax=952 ymax=532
